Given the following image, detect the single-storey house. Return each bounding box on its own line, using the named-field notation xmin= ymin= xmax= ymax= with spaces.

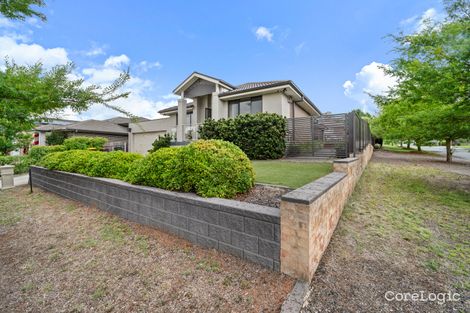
xmin=129 ymin=72 xmax=321 ymax=154
xmin=35 ymin=117 xmax=148 ymax=151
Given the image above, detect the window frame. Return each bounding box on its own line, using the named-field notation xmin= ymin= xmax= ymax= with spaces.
xmin=228 ymin=96 xmax=263 ymax=117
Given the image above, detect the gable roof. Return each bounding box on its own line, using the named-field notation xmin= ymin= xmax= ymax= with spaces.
xmin=172 ymin=71 xmax=235 ymax=94
xmin=35 ymin=120 xmax=129 ymax=135
xmin=158 ymin=103 xmax=194 ymax=114
xmin=104 ymin=116 xmax=150 ymax=125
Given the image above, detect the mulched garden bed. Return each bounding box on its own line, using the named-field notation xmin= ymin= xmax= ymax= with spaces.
xmin=235 ymin=184 xmax=291 ymax=208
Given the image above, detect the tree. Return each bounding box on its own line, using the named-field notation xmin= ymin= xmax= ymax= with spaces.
xmin=0 ymin=0 xmax=46 ymax=21
xmin=0 ymin=60 xmax=130 ymax=154
xmin=46 ymin=131 xmax=68 ymax=145
xmin=372 ymin=0 xmax=470 ymax=162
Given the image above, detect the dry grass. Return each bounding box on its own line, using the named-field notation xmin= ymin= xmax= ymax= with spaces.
xmin=303 ymin=151 xmax=470 ymax=313
xmin=0 ymin=187 xmax=293 ymax=312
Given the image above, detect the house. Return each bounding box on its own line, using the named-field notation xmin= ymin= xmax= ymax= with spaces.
xmin=129 ymin=72 xmax=321 ymax=154
xmin=35 ymin=116 xmax=149 ymax=151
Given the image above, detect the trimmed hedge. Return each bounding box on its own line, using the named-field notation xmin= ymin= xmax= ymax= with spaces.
xmin=41 ymin=150 xmax=142 ymax=181
xmin=148 ymin=133 xmax=172 ymax=152
xmin=198 ymin=113 xmax=287 ymax=160
xmin=63 ymin=137 xmax=108 ymax=150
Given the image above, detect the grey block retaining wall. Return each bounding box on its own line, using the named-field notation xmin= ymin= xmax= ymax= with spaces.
xmin=30 ymin=166 xmax=280 ymax=270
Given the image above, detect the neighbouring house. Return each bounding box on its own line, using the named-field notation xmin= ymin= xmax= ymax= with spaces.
xmin=34 ymin=117 xmax=149 ymax=151
xmin=129 ymin=72 xmax=321 ymax=154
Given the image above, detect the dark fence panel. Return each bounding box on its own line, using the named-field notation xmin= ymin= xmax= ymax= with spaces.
xmin=286 ymin=112 xmax=371 ymax=158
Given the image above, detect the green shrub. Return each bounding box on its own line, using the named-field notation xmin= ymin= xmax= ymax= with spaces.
xmin=46 ymin=131 xmax=68 ymax=145
xmin=198 ymin=113 xmax=287 ymax=160
xmin=87 ymin=151 xmax=143 ymax=180
xmin=29 ymin=145 xmax=66 ymax=163
xmin=0 ymin=155 xmax=33 ymax=174
xmin=185 ymin=140 xmax=254 ymax=198
xmin=126 ymin=147 xmax=191 ymax=191
xmin=127 ymin=140 xmax=254 ymax=198
xmin=63 ymin=137 xmax=108 ymax=150
xmin=41 ymin=150 xmax=142 ymax=181
xmin=148 ymin=133 xmax=172 ymax=152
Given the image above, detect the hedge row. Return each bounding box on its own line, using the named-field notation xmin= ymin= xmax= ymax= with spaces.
xmin=41 ymin=150 xmax=143 ymax=181
xmin=28 ymin=136 xmax=108 ymax=163
xmin=41 ymin=140 xmax=254 ymax=198
xmin=198 ymin=113 xmax=287 ymax=160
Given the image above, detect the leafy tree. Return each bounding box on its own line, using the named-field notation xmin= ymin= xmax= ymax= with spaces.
xmin=0 ymin=0 xmax=46 ymax=21
xmin=46 ymin=131 xmax=68 ymax=145
xmin=372 ymin=0 xmax=470 ymax=162
xmin=0 ymin=60 xmax=130 ymax=154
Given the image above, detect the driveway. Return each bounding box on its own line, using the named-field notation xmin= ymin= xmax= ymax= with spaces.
xmin=420 ymin=145 xmax=470 ymax=161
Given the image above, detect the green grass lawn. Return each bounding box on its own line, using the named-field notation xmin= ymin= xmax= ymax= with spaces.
xmin=382 ymin=145 xmax=437 ymax=155
xmin=251 ymin=160 xmax=332 ymax=189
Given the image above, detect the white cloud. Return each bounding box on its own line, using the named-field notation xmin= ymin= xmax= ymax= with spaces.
xmin=295 ymin=42 xmax=306 ymax=55
xmin=0 ymin=17 xmax=15 ymax=28
xmin=85 ymin=46 xmax=106 ymax=56
xmin=343 ymin=62 xmax=397 ymax=112
xmin=104 ymin=54 xmax=130 ymax=67
xmin=254 ymin=26 xmax=273 ymax=42
xmin=137 ymin=60 xmax=161 ymax=72
xmin=400 ymin=8 xmax=445 ymax=33
xmin=0 ymin=36 xmax=69 ymax=68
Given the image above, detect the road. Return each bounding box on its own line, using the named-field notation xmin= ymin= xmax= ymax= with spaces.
xmin=420 ymin=146 xmax=470 ymax=161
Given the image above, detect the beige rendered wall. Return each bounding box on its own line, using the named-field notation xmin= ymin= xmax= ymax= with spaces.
xmin=280 ymin=144 xmax=374 ymax=281
xmin=262 ymin=93 xmax=283 ymax=116
xmin=129 ymin=116 xmax=177 ymax=154
xmin=294 ymin=104 xmax=310 ymax=117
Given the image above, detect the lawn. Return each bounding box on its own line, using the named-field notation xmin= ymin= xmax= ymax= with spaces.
xmin=304 ymin=150 xmax=470 ymax=312
xmin=0 ymin=187 xmax=294 ymax=312
xmin=382 ymin=145 xmax=435 ymax=154
xmin=252 ymin=160 xmax=332 ymax=189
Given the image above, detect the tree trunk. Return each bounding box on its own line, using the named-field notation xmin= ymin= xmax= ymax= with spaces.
xmin=445 ymin=139 xmax=452 ymax=163
xmin=407 ymin=140 xmax=411 ymax=149
xmin=417 ymin=144 xmax=421 ymax=152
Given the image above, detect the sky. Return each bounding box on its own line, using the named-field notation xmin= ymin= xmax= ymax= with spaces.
xmin=0 ymin=0 xmax=446 ymax=120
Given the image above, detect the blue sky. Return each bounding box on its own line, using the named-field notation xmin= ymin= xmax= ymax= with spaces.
xmin=0 ymin=0 xmax=445 ymax=119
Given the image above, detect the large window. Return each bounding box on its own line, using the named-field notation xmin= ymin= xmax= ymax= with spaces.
xmin=228 ymin=96 xmax=262 ymax=117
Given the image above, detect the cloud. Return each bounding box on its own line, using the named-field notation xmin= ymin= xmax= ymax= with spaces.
xmin=400 ymin=8 xmax=445 ymax=33
xmin=254 ymin=26 xmax=273 ymax=42
xmin=343 ymin=62 xmax=397 ymax=112
xmin=137 ymin=60 xmax=161 ymax=72
xmin=0 ymin=36 xmax=69 ymax=68
xmin=104 ymin=54 xmax=130 ymax=67
xmin=0 ymin=17 xmax=15 ymax=28
xmin=294 ymin=42 xmax=306 ymax=55
xmin=85 ymin=46 xmax=106 ymax=56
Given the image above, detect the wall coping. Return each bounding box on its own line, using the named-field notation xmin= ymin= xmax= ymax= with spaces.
xmin=333 ymin=157 xmax=359 ymax=164
xmin=31 ymin=166 xmax=280 ymax=223
xmin=281 ymin=172 xmax=347 ymax=205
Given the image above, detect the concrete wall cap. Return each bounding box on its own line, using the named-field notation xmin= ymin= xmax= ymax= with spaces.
xmin=281 ymin=172 xmax=347 ymax=205
xmin=333 ymin=157 xmax=359 ymax=164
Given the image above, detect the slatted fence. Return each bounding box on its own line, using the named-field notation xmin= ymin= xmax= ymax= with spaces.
xmin=285 ymin=112 xmax=371 ymax=158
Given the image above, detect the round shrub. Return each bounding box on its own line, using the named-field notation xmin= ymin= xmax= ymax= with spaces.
xmin=29 ymin=145 xmax=66 ymax=163
xmin=125 ymin=147 xmax=191 ymax=192
xmin=185 ymin=140 xmax=254 ymax=198
xmin=63 ymin=137 xmax=108 ymax=150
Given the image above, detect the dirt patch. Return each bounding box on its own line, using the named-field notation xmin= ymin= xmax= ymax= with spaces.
xmin=303 ymin=151 xmax=469 ymax=313
xmin=235 ymin=184 xmax=290 ymax=208
xmin=0 ymin=186 xmax=294 ymax=313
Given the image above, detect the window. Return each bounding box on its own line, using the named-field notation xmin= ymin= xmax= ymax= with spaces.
xmin=228 ymin=96 xmax=262 ymax=117
xmin=205 ymin=108 xmax=212 ymax=119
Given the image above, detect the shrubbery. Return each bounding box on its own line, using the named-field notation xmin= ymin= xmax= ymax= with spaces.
xmin=63 ymin=137 xmax=108 ymax=150
xmin=126 ymin=140 xmax=254 ymax=198
xmin=46 ymin=131 xmax=68 ymax=145
xmin=0 ymin=155 xmax=33 ymax=174
xmin=41 ymin=150 xmax=142 ymax=181
xmin=198 ymin=113 xmax=287 ymax=160
xmin=29 ymin=145 xmax=66 ymax=163
xmin=148 ymin=133 xmax=172 ymax=152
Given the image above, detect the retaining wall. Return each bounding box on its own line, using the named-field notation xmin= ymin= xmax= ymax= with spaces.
xmin=30 ymin=166 xmax=280 ymax=270
xmin=280 ymin=144 xmax=374 ymax=281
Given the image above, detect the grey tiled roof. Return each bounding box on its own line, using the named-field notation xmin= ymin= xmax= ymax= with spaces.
xmin=35 ymin=120 xmax=128 ymax=134
xmin=158 ymin=103 xmax=194 ymax=114
xmin=234 ymin=81 xmax=289 ymax=91
xmin=104 ymin=116 xmax=150 ymax=125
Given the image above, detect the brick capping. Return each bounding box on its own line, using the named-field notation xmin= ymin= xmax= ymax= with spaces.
xmin=333 ymin=157 xmax=358 ymax=163
xmin=281 ymin=172 xmax=347 ymax=205
xmin=30 ymin=166 xmax=280 ymax=270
